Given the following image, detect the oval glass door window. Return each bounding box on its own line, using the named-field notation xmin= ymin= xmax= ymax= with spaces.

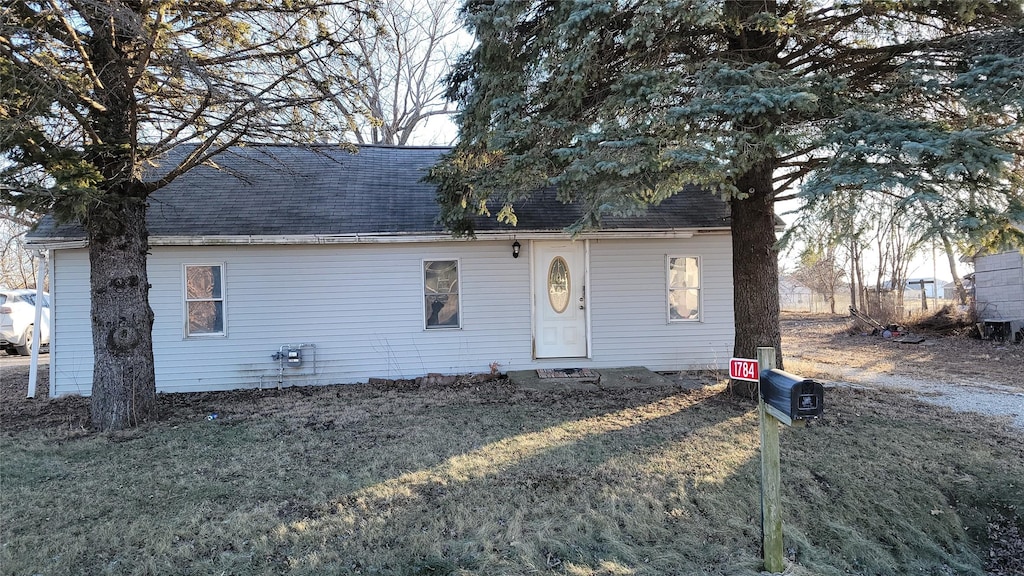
xmin=548 ymin=256 xmax=570 ymax=313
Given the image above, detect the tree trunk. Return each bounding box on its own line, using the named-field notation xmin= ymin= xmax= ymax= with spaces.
xmin=722 ymin=0 xmax=782 ymax=397
xmin=730 ymin=161 xmax=782 ymax=397
xmin=87 ymin=193 xmax=157 ymax=430
xmin=938 ymin=231 xmax=969 ymax=305
xmin=917 ymin=201 xmax=969 ymax=305
xmin=849 ymin=247 xmax=858 ymax=310
xmin=858 ymin=258 xmax=868 ymax=316
xmin=77 ymin=5 xmax=157 ymax=430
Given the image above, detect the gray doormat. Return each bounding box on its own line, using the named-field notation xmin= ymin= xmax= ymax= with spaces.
xmin=536 ymin=368 xmax=599 ymax=379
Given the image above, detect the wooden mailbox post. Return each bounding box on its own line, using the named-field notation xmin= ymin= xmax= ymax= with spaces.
xmin=734 ymin=346 xmax=824 ymax=573
xmin=756 ymin=346 xmax=785 ymax=573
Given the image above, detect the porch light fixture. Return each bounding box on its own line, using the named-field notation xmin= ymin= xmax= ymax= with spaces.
xmin=512 ymin=240 xmax=521 ymax=258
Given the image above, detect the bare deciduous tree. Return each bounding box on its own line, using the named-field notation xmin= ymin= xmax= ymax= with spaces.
xmin=872 ymin=198 xmax=924 ymax=319
xmin=1 ymin=1 xmax=375 ymax=430
xmin=308 ymin=0 xmax=465 ymax=145
xmin=793 ymin=240 xmax=847 ymax=316
xmin=0 ymin=207 xmax=41 ymax=289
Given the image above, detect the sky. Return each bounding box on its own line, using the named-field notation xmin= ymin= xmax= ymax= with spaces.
xmin=407 ymin=114 xmax=459 ymax=146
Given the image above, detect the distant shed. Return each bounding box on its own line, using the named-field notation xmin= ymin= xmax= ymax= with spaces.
xmin=973 ymin=250 xmax=1024 ymax=322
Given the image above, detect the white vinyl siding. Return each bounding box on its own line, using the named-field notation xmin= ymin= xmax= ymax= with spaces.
xmin=48 ymin=248 xmax=94 ymax=397
xmin=587 ymin=238 xmax=733 ymax=371
xmin=46 ymin=236 xmax=734 ymax=396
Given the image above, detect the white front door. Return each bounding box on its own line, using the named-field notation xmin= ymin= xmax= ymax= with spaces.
xmin=533 ymin=241 xmax=588 ymax=358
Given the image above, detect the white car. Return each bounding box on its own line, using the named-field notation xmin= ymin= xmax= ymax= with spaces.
xmin=1 ymin=289 xmax=50 ymax=356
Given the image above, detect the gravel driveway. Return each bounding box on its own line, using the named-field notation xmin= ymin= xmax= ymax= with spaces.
xmin=828 ymin=366 xmax=1024 ymax=430
xmin=783 ymin=314 xmax=1024 ymax=431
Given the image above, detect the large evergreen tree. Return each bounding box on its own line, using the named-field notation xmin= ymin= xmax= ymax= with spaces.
xmin=430 ymin=0 xmax=1023 ymax=384
xmin=1 ymin=1 xmax=373 ymax=430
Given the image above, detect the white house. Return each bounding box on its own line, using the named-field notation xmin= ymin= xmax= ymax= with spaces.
xmin=903 ymin=278 xmax=941 ymax=299
xmin=778 ymin=276 xmax=814 ymax=312
xmin=27 ymin=145 xmax=736 ymax=397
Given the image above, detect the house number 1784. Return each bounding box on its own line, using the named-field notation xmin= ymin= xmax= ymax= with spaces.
xmin=729 ymin=358 xmax=760 ymax=382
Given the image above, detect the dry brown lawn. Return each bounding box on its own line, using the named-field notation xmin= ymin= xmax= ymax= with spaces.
xmin=1 ymin=317 xmax=1022 ymax=576
xmin=781 ymin=312 xmax=1024 ymax=391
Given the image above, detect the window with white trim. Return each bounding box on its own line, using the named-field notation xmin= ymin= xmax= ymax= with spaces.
xmin=424 ymin=260 xmax=460 ymax=329
xmin=668 ymin=256 xmax=700 ymax=321
xmin=184 ymin=264 xmax=225 ymax=336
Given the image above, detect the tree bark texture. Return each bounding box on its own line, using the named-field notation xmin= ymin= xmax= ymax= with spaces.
xmin=87 ymin=195 xmax=157 ymax=430
xmin=730 ymin=162 xmax=783 ymax=397
xmin=938 ymin=230 xmax=969 ymax=305
xmin=79 ymin=4 xmax=157 ymax=430
xmin=723 ymin=0 xmax=782 ymax=397
xmin=849 ymin=239 xmax=859 ymax=310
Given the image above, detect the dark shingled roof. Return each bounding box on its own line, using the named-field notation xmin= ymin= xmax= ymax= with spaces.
xmin=28 ymin=144 xmax=731 ymax=241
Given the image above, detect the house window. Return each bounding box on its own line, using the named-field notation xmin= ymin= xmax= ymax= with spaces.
xmin=424 ymin=260 xmax=460 ymax=329
xmin=184 ymin=264 xmax=225 ymax=336
xmin=668 ymin=256 xmax=700 ymax=321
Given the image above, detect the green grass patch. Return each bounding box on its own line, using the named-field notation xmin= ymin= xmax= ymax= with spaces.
xmin=2 ymin=383 xmax=1021 ymax=575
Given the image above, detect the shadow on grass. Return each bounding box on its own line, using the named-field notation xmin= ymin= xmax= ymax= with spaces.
xmin=260 ymin=387 xmax=1022 ymax=576
xmin=265 ymin=386 xmax=764 ymax=574
xmin=2 ymin=384 xmax=1021 ymax=575
xmin=2 ymin=385 xmax=754 ymax=573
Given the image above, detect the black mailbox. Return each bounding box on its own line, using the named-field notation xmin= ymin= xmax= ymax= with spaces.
xmin=760 ymin=369 xmax=824 ymax=421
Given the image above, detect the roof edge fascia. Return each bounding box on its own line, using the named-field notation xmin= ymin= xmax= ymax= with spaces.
xmin=23 ymin=238 xmax=89 ymax=250
xmin=28 ymin=227 xmax=731 ymax=249
xmin=148 ymin=228 xmax=726 ymax=245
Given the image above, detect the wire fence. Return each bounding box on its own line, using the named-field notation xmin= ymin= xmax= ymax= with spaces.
xmin=781 ymin=289 xmax=959 ymax=319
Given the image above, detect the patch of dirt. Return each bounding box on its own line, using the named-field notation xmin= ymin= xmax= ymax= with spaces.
xmin=781 ymin=312 xmax=1024 ymax=392
xmin=0 ymin=358 xmax=89 ymax=434
xmin=0 ymin=360 xmax=518 ymax=435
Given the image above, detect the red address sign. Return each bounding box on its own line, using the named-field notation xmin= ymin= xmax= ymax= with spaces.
xmin=729 ymin=358 xmax=760 ymax=382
